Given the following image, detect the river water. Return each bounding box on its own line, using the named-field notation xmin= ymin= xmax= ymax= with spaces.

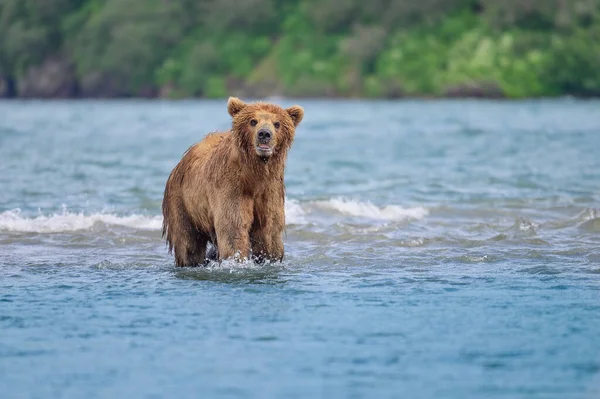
xmin=1 ymin=99 xmax=599 ymax=398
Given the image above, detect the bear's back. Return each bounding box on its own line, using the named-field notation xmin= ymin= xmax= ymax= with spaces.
xmin=179 ymin=132 xmax=228 ymax=169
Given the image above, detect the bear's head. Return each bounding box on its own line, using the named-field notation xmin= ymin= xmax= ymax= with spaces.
xmin=227 ymin=97 xmax=304 ymax=162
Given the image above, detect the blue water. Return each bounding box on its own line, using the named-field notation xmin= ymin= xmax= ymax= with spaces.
xmin=1 ymin=99 xmax=599 ymax=399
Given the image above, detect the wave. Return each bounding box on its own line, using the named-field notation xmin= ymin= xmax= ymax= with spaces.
xmin=0 ymin=198 xmax=427 ymax=233
xmin=0 ymin=208 xmax=162 ymax=233
xmin=284 ymin=199 xmax=307 ymax=225
xmin=313 ymin=198 xmax=428 ymax=221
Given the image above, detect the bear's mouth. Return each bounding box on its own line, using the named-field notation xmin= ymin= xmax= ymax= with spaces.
xmin=256 ymin=143 xmax=273 ymax=157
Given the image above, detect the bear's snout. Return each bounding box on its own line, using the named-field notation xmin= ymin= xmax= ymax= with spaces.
xmin=257 ymin=129 xmax=272 ymax=142
xmin=255 ymin=126 xmax=274 ymax=158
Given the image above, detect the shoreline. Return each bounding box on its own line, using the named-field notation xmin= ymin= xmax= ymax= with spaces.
xmin=0 ymin=95 xmax=597 ymax=102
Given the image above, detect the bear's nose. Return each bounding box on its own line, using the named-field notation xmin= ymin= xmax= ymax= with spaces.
xmin=257 ymin=129 xmax=271 ymax=141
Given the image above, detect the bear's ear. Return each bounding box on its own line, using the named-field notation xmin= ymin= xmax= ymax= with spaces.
xmin=286 ymin=105 xmax=304 ymax=127
xmin=227 ymin=97 xmax=246 ymax=117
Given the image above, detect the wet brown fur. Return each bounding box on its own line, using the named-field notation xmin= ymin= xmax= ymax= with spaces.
xmin=162 ymin=97 xmax=304 ymax=266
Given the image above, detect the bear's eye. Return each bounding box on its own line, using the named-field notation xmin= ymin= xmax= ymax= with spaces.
xmin=250 ymin=119 xmax=258 ymax=127
xmin=274 ymin=122 xmax=281 ymax=129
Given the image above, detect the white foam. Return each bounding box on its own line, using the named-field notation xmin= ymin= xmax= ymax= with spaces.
xmin=0 ymin=198 xmax=426 ymax=233
xmin=0 ymin=206 xmax=303 ymax=234
xmin=314 ymin=198 xmax=428 ymax=221
xmin=0 ymin=208 xmax=162 ymax=233
xmin=285 ymin=198 xmax=307 ymax=225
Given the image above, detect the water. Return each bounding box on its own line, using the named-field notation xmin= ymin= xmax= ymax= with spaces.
xmin=1 ymin=99 xmax=599 ymax=399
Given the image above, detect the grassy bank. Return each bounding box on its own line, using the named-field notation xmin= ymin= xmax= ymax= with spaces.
xmin=1 ymin=0 xmax=600 ymax=99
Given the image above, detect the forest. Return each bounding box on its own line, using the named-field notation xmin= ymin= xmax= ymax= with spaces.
xmin=1 ymin=0 xmax=599 ymax=99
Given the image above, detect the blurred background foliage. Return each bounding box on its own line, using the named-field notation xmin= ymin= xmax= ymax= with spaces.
xmin=1 ymin=0 xmax=599 ymax=98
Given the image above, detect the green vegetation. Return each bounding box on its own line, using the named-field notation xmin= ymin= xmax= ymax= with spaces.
xmin=1 ymin=0 xmax=600 ymax=98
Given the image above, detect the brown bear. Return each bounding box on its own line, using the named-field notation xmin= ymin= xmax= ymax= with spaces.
xmin=161 ymin=97 xmax=304 ymax=266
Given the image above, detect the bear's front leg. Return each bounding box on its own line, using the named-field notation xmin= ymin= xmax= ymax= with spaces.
xmin=251 ymin=225 xmax=284 ymax=263
xmin=269 ymin=230 xmax=285 ymax=262
xmin=266 ymin=210 xmax=285 ymax=262
xmin=251 ymin=191 xmax=285 ymax=263
xmin=250 ymin=222 xmax=272 ymax=263
xmin=252 ymin=230 xmax=284 ymax=263
xmin=214 ymin=197 xmax=253 ymax=262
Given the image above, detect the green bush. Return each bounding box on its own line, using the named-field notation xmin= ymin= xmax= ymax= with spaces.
xmin=67 ymin=0 xmax=187 ymax=94
xmin=1 ymin=0 xmax=600 ymax=98
xmin=543 ymin=26 xmax=600 ymax=96
xmin=0 ymin=0 xmax=82 ymax=75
